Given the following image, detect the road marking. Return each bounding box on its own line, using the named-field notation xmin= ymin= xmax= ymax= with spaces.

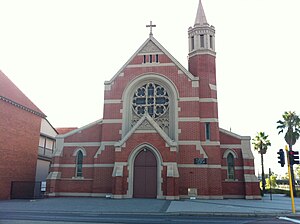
xmin=279 ymin=217 xmax=300 ymax=223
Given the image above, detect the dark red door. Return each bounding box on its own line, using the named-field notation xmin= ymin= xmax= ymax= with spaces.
xmin=133 ymin=149 xmax=157 ymax=198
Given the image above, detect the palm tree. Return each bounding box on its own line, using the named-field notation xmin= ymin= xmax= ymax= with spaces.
xmin=252 ymin=132 xmax=271 ymax=194
xmin=277 ymin=111 xmax=300 ymax=195
xmin=277 ymin=111 xmax=300 ymax=150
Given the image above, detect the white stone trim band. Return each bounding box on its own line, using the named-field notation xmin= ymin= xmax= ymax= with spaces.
xmin=51 ymin=164 xmax=114 ymax=168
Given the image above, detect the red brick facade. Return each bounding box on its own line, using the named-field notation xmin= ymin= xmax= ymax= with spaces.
xmin=0 ymin=71 xmax=44 ymax=200
xmin=47 ymin=1 xmax=260 ymax=199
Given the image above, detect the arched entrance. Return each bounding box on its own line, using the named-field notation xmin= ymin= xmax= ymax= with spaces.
xmin=133 ymin=148 xmax=157 ymax=198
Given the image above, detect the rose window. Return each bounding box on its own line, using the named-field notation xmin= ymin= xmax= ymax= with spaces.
xmin=132 ymin=83 xmax=169 ymax=118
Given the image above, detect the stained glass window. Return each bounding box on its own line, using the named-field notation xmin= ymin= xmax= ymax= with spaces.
xmin=132 ymin=82 xmax=169 ymax=118
xmin=227 ymin=153 xmax=235 ymax=180
xmin=76 ymin=151 xmax=83 ymax=177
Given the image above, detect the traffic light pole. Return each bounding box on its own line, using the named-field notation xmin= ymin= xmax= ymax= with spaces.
xmin=290 ymin=160 xmax=296 ymax=197
xmin=287 ymin=148 xmax=299 ymax=197
xmin=286 ymin=145 xmax=296 ymax=213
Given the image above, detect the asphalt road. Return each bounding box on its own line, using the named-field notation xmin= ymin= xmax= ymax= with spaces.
xmin=0 ymin=211 xmax=295 ymax=224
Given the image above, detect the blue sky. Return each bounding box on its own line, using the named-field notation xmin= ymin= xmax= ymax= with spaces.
xmin=1 ymin=0 xmax=300 ymax=176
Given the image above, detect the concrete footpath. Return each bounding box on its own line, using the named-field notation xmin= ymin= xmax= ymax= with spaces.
xmin=0 ymin=194 xmax=299 ymax=217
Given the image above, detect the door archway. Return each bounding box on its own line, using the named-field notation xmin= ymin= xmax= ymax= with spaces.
xmin=133 ymin=148 xmax=157 ymax=198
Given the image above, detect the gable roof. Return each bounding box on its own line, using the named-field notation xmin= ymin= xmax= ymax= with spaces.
xmin=56 ymin=119 xmax=103 ymax=139
xmin=219 ymin=128 xmax=243 ymax=140
xmin=56 ymin=127 xmax=78 ymax=135
xmin=0 ymin=70 xmax=45 ymax=117
xmin=105 ymin=36 xmax=198 ymax=85
xmin=115 ymin=114 xmax=177 ymax=150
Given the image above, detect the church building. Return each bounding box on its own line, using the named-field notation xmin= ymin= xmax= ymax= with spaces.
xmin=47 ymin=0 xmax=260 ymax=199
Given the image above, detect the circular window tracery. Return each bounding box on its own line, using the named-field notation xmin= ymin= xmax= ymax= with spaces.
xmin=132 ymin=82 xmax=169 ymax=118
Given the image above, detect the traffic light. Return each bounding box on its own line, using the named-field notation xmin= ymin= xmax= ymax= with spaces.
xmin=277 ymin=149 xmax=285 ymax=167
xmin=289 ymin=150 xmax=300 ymax=165
xmin=294 ymin=151 xmax=300 ymax=164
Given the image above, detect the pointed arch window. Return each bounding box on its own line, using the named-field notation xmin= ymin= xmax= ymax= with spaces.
xmin=131 ymin=82 xmax=170 ymax=136
xmin=75 ymin=150 xmax=83 ymax=177
xmin=227 ymin=153 xmax=235 ymax=180
xmin=123 ymin=75 xmax=178 ymax=142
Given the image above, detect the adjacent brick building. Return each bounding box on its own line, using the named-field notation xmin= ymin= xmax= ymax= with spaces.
xmin=47 ymin=0 xmax=261 ymax=199
xmin=0 ymin=71 xmax=56 ymax=199
xmin=0 ymin=71 xmax=44 ymax=199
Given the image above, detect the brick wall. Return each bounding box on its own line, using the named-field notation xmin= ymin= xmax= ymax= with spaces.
xmin=48 ymin=37 xmax=260 ymax=199
xmin=0 ymin=101 xmax=41 ymax=199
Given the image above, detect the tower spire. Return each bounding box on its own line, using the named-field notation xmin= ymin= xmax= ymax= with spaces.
xmin=194 ymin=0 xmax=208 ymax=26
xmin=188 ymin=0 xmax=215 ymax=56
xmin=188 ymin=0 xmax=216 ymax=74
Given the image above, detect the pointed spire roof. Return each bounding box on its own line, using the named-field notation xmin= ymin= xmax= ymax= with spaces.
xmin=0 ymin=70 xmax=45 ymax=117
xmin=194 ymin=0 xmax=208 ymax=26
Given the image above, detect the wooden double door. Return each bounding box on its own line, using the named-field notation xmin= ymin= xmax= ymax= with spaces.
xmin=133 ymin=149 xmax=157 ymax=198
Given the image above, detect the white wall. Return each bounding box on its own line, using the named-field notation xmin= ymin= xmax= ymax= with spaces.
xmin=35 ymin=159 xmax=51 ymax=182
xmin=40 ymin=118 xmax=57 ymax=137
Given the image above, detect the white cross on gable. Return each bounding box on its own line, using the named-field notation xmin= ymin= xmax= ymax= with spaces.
xmin=146 ymin=21 xmax=156 ymax=37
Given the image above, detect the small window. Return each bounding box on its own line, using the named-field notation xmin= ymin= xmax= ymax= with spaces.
xmin=39 ymin=136 xmax=46 ymax=148
xmin=205 ymin=122 xmax=210 ymax=140
xmin=45 ymin=138 xmax=53 ymax=150
xmin=149 ymin=55 xmax=153 ymax=63
xmin=156 ymin=54 xmax=159 ymax=63
xmin=143 ymin=55 xmax=146 ymax=63
xmin=76 ymin=151 xmax=83 ymax=177
xmin=200 ymin=35 xmax=205 ymax=48
xmin=209 ymin=35 xmax=213 ymax=49
xmin=191 ymin=36 xmax=195 ymax=50
xmin=227 ymin=153 xmax=235 ymax=180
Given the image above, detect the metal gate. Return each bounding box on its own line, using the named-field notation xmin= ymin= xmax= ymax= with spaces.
xmin=10 ymin=181 xmax=45 ymax=199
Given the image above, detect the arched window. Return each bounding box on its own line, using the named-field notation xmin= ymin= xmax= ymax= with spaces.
xmin=131 ymin=82 xmax=170 ymax=135
xmin=132 ymin=82 xmax=169 ymax=118
xmin=227 ymin=153 xmax=235 ymax=180
xmin=75 ymin=150 xmax=83 ymax=177
xmin=122 ymin=75 xmax=179 ymax=141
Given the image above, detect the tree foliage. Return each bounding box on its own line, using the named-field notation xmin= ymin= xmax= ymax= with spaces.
xmin=259 ymin=175 xmax=277 ymax=189
xmin=277 ymin=111 xmax=300 ymax=149
xmin=252 ymin=132 xmax=271 ymax=155
xmin=295 ymin=165 xmax=300 ymax=179
xmin=266 ymin=175 xmax=277 ymax=189
xmin=252 ymin=132 xmax=271 ymax=193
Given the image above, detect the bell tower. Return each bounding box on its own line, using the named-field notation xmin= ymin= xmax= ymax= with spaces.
xmin=188 ymin=0 xmax=216 ymax=80
xmin=188 ymin=0 xmax=216 ymax=55
xmin=188 ymin=0 xmax=219 ymax=142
